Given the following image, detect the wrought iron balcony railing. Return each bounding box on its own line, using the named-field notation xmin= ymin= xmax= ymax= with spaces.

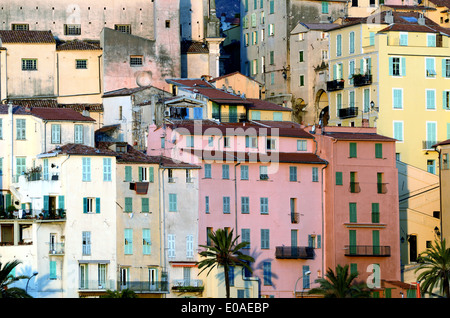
xmin=345 ymin=245 xmax=391 ymax=257
xmin=338 ymin=107 xmax=359 ymax=119
xmin=353 ymin=74 xmax=372 ymax=87
xmin=326 ymin=79 xmax=345 ymax=91
xmin=275 ymin=246 xmax=315 ymax=259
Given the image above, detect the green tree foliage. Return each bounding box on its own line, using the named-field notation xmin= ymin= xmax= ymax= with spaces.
xmin=0 ymin=260 xmax=33 ymax=298
xmin=197 ymin=228 xmax=254 ymax=298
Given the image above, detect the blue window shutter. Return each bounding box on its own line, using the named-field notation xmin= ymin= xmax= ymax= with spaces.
xmin=149 ymin=167 xmax=154 ymax=182
xmin=83 ymin=198 xmax=87 ymax=213
xmin=143 ymin=228 xmax=151 ymax=255
xmin=389 ymin=57 xmax=393 ymax=76
xmin=138 ymin=167 xmax=143 ymax=182
xmin=317 ymin=235 xmax=322 ymax=248
xmin=43 ymin=195 xmax=49 ymax=211
xmin=401 ymin=57 xmax=406 ymax=76
xmin=96 ymin=198 xmax=101 ymax=213
xmin=333 ymin=64 xmax=337 ymax=80
xmin=124 ymin=229 xmax=133 ymax=255
xmin=58 ymin=196 xmax=65 ymax=210
xmin=50 ymin=261 xmax=57 ymax=279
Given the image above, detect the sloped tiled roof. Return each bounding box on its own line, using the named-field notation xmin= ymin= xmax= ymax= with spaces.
xmin=56 ymin=40 xmax=101 ymax=51
xmin=0 ymin=30 xmax=55 ymax=43
xmin=42 ymin=143 xmax=117 ymax=156
xmin=181 ymin=40 xmax=209 ymax=54
xmin=323 ymin=131 xmax=396 ymax=142
xmin=167 ymin=78 xmax=215 ymax=88
xmin=102 ymin=86 xmax=156 ymax=97
xmin=30 ymin=107 xmax=95 ymax=122
xmin=247 ymin=99 xmax=292 ymax=112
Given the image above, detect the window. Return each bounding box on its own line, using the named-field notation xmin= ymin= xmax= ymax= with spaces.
xmin=241 ymin=197 xmax=250 ymax=214
xmin=74 ymin=125 xmax=83 ymax=144
xmin=349 ymin=31 xmax=355 ymax=54
xmin=204 ymin=164 xmax=211 ymax=178
xmin=186 ymin=234 xmax=194 ymax=258
xmin=266 ymin=138 xmax=276 ymax=150
xmin=336 ymin=171 xmax=343 ymax=185
xmin=389 ymin=57 xmax=405 ymax=77
xmin=349 ymin=142 xmax=357 ymax=158
xmin=369 ymin=32 xmax=375 ymax=46
xmin=252 ymin=31 xmax=258 ymax=45
xmin=142 ymin=229 xmax=151 ymax=254
xmin=393 ymin=88 xmax=403 ymax=109
xmin=222 ymin=164 xmax=230 ymax=179
xmin=263 ymin=262 xmax=272 ymax=285
xmin=83 ymin=197 xmax=100 ymax=213
xmin=223 ymin=196 xmax=230 ymax=214
xmin=260 ymin=166 xmax=268 ymax=180
xmin=245 ymin=136 xmax=258 ymax=148
xmin=426 ymin=89 xmax=436 ymax=110
xmin=12 ymin=23 xmax=29 ymax=30
xmin=82 ymin=157 xmax=91 ymax=181
xmin=299 ymin=51 xmax=304 ymax=62
xmin=252 ymin=111 xmax=261 ymax=120
xmin=349 ymin=90 xmax=355 ymax=108
xmin=375 ymin=143 xmax=383 ymax=158
xmin=442 ymin=58 xmax=450 ymax=78
xmin=268 ymin=23 xmax=275 ymax=36
xmin=241 ymin=229 xmax=250 ymax=249
xmin=76 ymin=59 xmax=87 ymax=69
xmin=426 ymin=58 xmax=436 ymax=77
xmin=186 ymin=169 xmax=193 ymax=183
xmin=224 ymin=137 xmax=230 ymax=148
xmin=139 ymin=166 xmax=154 ymax=182
xmin=377 ymin=172 xmax=385 ymax=193
xmin=125 ymin=166 xmax=132 ymax=182
xmin=103 ymin=158 xmax=112 ymax=181
xmin=260 ymin=197 xmax=269 ymax=214
xmin=322 ymin=1 xmax=329 ymax=13
xmin=241 ymin=165 xmax=249 ymax=180
xmin=393 ymin=121 xmax=404 ymax=142
xmin=299 ymin=75 xmax=305 ymax=86
xmin=186 ymin=135 xmax=194 ymax=147
xmin=349 ymin=202 xmax=357 ymax=222
xmin=114 ymin=24 xmax=131 ymax=34
xmin=297 ymin=140 xmax=307 ymax=151
xmin=273 ymin=112 xmax=283 ymax=121
xmin=442 ymin=153 xmax=450 ymax=170
xmin=337 ymin=93 xmax=342 ymax=110
xmin=261 ymin=229 xmax=270 ymax=249
xmin=426 ymin=121 xmax=437 ymax=149
xmin=443 ymin=91 xmax=450 ymax=109
xmin=312 ymin=167 xmax=319 ymax=182
xmin=208 ymin=136 xmax=214 ymax=147
xmin=289 ymin=166 xmax=297 ymax=182
xmin=399 ymin=32 xmax=408 ymax=46
xmin=269 ymin=0 xmax=274 ymax=13
xmin=130 ymin=55 xmax=143 ymax=66
xmin=372 ymin=203 xmax=380 ymax=223
xmin=427 ymin=33 xmax=436 ymax=47
xmin=82 ymin=231 xmax=91 ymax=255
xmin=302 ymin=266 xmax=310 ymax=289
xmin=336 ymin=34 xmax=342 ymax=57
xmin=200 ymin=197 xmax=208 ymax=215
xmin=427 ymin=159 xmax=436 ymax=174
xmin=64 ymin=24 xmax=81 ymax=35
xmin=124 ymin=229 xmax=133 ymax=255
xmin=169 ymin=194 xmax=177 ymax=212
xmin=16 ymin=119 xmax=26 ymax=140
xmin=142 ymin=198 xmax=149 ymax=213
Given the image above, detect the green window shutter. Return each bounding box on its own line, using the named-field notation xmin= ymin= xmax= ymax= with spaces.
xmin=349 ymin=230 xmax=357 ymax=254
xmin=349 ymin=203 xmax=357 ymax=223
xmin=169 ymin=193 xmax=177 ymax=212
xmin=143 ymin=228 xmax=151 ymax=255
xmin=142 ymin=198 xmax=149 ymax=212
xmin=317 ymin=235 xmax=322 ymax=248
xmin=349 ymin=142 xmax=357 ymax=158
xmin=373 ymin=230 xmax=380 ymax=255
xmin=83 ymin=197 xmax=87 ymax=213
xmin=375 ymin=143 xmax=382 ymax=158
xmin=333 ymin=64 xmax=337 ymax=80
xmin=125 ymin=197 xmax=132 ymax=212
xmin=350 ymin=263 xmax=358 ymax=275
xmin=138 ymin=166 xmax=143 ymax=182
xmin=335 ymin=171 xmax=343 ymax=185
xmin=96 ymin=198 xmax=100 ymax=213
xmin=372 ymin=203 xmax=380 ymax=223
xmin=261 ymin=229 xmax=270 ymax=249
xmin=125 ymin=166 xmax=132 ymax=182
xmin=149 ymin=167 xmax=154 ymax=182
xmin=50 ymin=261 xmax=57 ymax=279
xmin=43 ymin=195 xmax=49 ymax=211
xmin=124 ymin=229 xmax=133 ymax=255
xmin=289 ymin=166 xmax=297 ymax=181
xmin=58 ymin=195 xmax=65 ymax=210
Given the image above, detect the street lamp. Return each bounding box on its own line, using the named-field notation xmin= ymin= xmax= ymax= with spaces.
xmin=26 ymin=272 xmax=38 ymax=293
xmin=293 ymin=270 xmax=311 ymax=298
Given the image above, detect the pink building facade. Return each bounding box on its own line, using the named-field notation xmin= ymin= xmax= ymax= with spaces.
xmin=313 ymin=125 xmax=401 ymax=290
xmin=148 ymin=120 xmax=326 ymax=298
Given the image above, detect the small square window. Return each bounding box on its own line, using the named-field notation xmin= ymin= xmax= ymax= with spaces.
xmin=64 ymin=24 xmax=81 ymax=35
xmin=76 ymin=59 xmax=87 ymax=69
xmin=22 ymin=59 xmax=37 ymax=71
xmin=130 ymin=55 xmax=143 ymax=66
xmin=114 ymin=24 xmax=131 ymax=34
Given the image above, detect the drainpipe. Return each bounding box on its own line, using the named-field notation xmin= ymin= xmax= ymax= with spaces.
xmin=158 ymin=164 xmax=167 ymax=297
xmin=321 ymin=160 xmax=328 ymax=280
xmin=435 ymin=146 xmax=443 ymax=242
xmin=234 ymin=160 xmax=241 ymax=234
xmin=8 ymin=103 xmax=13 ymax=182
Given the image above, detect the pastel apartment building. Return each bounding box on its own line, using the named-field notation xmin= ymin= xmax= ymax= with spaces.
xmin=313 ymin=125 xmax=402 ymax=296
xmin=148 ymin=119 xmax=327 ymax=298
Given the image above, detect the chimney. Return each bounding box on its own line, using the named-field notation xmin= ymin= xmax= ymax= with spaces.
xmin=418 ymin=13 xmax=425 ymax=25
xmin=385 ymin=11 xmax=394 ymax=24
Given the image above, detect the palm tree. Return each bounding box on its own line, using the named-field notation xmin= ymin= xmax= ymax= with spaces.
xmin=0 ymin=260 xmax=33 ymax=298
xmin=415 ymin=239 xmax=450 ymax=298
xmin=197 ymin=228 xmax=254 ymax=298
xmin=308 ymin=264 xmax=371 ymax=298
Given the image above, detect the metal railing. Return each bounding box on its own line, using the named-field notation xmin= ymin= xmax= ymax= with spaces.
xmin=79 ymin=280 xmax=116 ymax=291
xmin=377 ymin=183 xmax=388 ymax=194
xmin=338 ymin=107 xmax=359 ymax=119
xmin=326 ymin=79 xmax=345 ymax=91
xmin=353 ymin=74 xmax=372 ymax=87
xmin=48 ymin=242 xmax=65 ymax=255
xmin=118 ymin=281 xmax=169 ymax=293
xmin=291 ymin=212 xmax=299 ymax=224
xmin=172 ymin=279 xmax=204 ymax=292
xmin=275 ymin=246 xmax=315 ymax=259
xmin=345 ymin=245 xmax=391 ymax=256
xmin=349 ymin=182 xmax=361 ymax=193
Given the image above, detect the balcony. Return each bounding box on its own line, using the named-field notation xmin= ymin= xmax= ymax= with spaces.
xmin=326 ymin=79 xmax=344 ymax=91
xmin=377 ymin=183 xmax=388 ymax=194
xmin=172 ymin=279 xmax=204 ymax=293
xmin=275 ymin=246 xmax=315 ymax=259
xmin=344 ymin=245 xmax=391 ymax=257
xmin=353 ymin=74 xmax=372 ymax=87
xmin=79 ymin=280 xmax=116 ymax=291
xmin=212 ymin=113 xmax=248 ymax=123
xmin=423 ymin=140 xmax=439 ymax=150
xmin=291 ymin=212 xmax=299 ymax=224
xmin=48 ymin=242 xmax=65 ymax=255
xmin=338 ymin=107 xmax=359 ymax=119
xmin=119 ymin=281 xmax=169 ymax=293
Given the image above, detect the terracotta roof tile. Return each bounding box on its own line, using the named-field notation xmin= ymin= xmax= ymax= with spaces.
xmin=30 ymin=107 xmax=95 ymax=122
xmin=323 ymin=131 xmax=396 ymax=141
xmin=43 ymin=143 xmax=116 ymax=156
xmin=247 ymin=99 xmax=292 ymax=112
xmin=167 ymin=78 xmax=215 ymax=88
xmin=0 ymin=30 xmax=55 ymax=43
xmin=181 ymin=40 xmax=210 ymax=54
xmin=56 ymin=40 xmax=101 ymax=51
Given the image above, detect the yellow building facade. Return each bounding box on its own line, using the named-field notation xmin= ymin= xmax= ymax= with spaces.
xmin=327 ymin=11 xmax=450 ymax=172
